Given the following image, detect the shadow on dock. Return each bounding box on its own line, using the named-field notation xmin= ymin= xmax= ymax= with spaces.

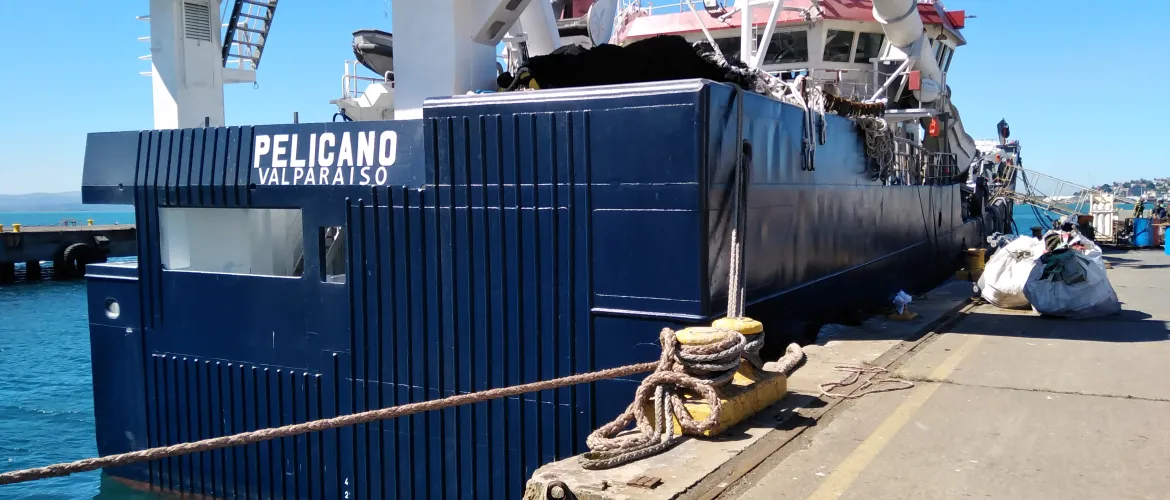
xmin=947 ymin=306 xmax=1168 ymax=343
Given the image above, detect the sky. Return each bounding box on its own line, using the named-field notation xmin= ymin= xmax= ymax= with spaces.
xmin=0 ymin=0 xmax=1166 ymax=194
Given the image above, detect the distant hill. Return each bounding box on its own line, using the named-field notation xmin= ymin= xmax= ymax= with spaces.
xmin=0 ymin=192 xmax=131 ymax=212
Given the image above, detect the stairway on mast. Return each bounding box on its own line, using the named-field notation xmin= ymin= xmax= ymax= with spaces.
xmin=222 ymin=0 xmax=278 ymax=71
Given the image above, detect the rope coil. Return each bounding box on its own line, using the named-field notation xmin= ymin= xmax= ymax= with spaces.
xmin=580 ymin=328 xmax=803 ymax=470
xmin=857 ymin=116 xmax=896 ymax=182
xmin=580 ymin=328 xmax=736 ymax=469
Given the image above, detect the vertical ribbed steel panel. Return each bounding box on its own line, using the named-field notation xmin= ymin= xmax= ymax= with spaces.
xmin=116 ymin=107 xmax=607 ymax=498
xmin=331 ymin=109 xmax=597 ymax=499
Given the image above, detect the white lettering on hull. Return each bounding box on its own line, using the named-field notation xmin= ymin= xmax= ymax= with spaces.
xmin=252 ymin=130 xmax=399 ymax=186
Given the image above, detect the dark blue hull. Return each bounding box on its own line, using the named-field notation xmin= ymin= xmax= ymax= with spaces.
xmin=81 ymin=80 xmax=1006 ymax=498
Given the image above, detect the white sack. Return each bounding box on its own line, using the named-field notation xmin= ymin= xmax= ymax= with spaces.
xmin=977 ymin=236 xmax=1045 ymax=309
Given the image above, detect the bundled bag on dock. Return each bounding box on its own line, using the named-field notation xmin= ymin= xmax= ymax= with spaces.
xmin=977 ymin=236 xmax=1045 ymax=309
xmin=1065 ymin=232 xmax=1105 ymax=270
xmin=1023 ymin=247 xmax=1121 ymax=319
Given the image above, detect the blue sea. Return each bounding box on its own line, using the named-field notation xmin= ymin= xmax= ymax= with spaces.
xmin=0 ymin=205 xmax=1086 ymax=498
xmin=0 ymin=212 xmax=153 ymax=499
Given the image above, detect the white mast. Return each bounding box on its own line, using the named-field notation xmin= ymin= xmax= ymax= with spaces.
xmin=144 ymin=0 xmax=258 ymax=129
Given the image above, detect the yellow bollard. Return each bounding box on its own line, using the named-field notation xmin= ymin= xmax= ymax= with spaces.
xmin=0 ymin=224 xmax=4 ymax=232
xmin=711 ymin=317 xmax=764 ymax=335
xmin=656 ymin=319 xmax=787 ymax=437
xmin=87 ymin=219 xmax=94 ymax=226
xmin=12 ymin=223 xmax=20 ymax=233
xmin=712 ymin=317 xmax=765 ymax=380
xmin=965 ymin=248 xmax=986 ymax=271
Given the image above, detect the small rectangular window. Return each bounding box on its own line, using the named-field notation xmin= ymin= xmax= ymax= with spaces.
xmin=853 ymin=33 xmax=884 ymax=64
xmin=823 ymin=29 xmax=854 ymax=63
xmin=321 ymin=226 xmax=346 ymax=283
xmin=763 ymin=31 xmax=809 ymax=64
xmin=943 ymin=48 xmax=955 ymax=72
xmin=159 ymin=207 xmax=305 ymax=277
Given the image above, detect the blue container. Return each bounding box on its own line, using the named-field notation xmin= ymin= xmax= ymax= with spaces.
xmin=1134 ymin=217 xmax=1152 ymax=247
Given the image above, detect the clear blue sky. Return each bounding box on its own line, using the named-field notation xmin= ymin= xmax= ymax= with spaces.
xmin=0 ymin=0 xmax=1166 ymax=194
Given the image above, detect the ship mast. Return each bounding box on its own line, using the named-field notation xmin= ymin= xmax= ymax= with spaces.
xmin=142 ymin=0 xmax=275 ymax=129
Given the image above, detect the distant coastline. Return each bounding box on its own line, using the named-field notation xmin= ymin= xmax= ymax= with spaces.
xmin=0 ymin=191 xmax=131 ymax=213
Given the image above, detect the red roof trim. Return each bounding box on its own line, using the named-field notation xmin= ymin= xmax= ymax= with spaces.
xmin=946 ymin=10 xmax=966 ymax=29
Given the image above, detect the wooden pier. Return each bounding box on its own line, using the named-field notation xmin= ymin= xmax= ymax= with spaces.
xmin=0 ymin=222 xmax=136 ymax=282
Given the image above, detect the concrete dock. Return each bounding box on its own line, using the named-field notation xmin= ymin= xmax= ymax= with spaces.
xmin=0 ymin=223 xmax=135 ymax=281
xmin=526 ymin=249 xmax=1170 ymax=500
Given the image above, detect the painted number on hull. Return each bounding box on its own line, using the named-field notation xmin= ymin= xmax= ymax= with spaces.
xmin=344 ymin=477 xmax=351 ymax=498
xmin=252 ymin=131 xmax=398 ymax=186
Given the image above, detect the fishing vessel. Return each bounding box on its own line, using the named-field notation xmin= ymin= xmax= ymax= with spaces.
xmin=79 ymin=0 xmax=1014 ymax=497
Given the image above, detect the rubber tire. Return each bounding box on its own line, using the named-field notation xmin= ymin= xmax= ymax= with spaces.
xmin=61 ymin=242 xmax=94 ymax=278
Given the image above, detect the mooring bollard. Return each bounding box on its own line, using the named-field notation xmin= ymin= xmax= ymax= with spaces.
xmin=87 ymin=219 xmax=94 ymax=226
xmin=12 ymin=223 xmax=21 ymax=233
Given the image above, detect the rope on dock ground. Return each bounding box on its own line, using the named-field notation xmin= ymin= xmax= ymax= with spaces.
xmin=0 ymin=361 xmax=658 ymax=487
xmin=818 ymin=364 xmax=915 ymax=400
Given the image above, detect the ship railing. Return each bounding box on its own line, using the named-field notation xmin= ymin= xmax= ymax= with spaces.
xmin=886 ymin=139 xmax=960 ymax=186
xmin=341 ymin=60 xmax=393 ymax=101
xmin=925 ymin=152 xmax=959 ymax=185
xmin=888 ymin=137 xmax=925 ymax=186
xmin=810 ymin=71 xmax=876 ymax=102
xmin=759 ymin=68 xmax=877 ymax=102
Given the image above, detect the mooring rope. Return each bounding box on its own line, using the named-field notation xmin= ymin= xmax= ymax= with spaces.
xmin=818 ymin=364 xmax=915 ymax=400
xmin=0 ymin=362 xmax=657 ymax=486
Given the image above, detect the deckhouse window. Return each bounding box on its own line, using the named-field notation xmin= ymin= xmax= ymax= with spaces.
xmin=854 ymin=33 xmax=884 ymax=64
xmin=159 ymin=207 xmax=305 ymax=277
xmin=823 ymin=30 xmax=854 ymax=63
xmin=763 ymin=31 xmax=808 ymax=64
xmin=320 ymin=226 xmax=346 ymax=283
xmin=936 ymin=45 xmax=952 ymax=69
xmin=713 ymin=32 xmax=808 ymax=65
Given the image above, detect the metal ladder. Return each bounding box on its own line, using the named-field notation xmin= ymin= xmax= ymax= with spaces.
xmin=222 ymin=0 xmax=278 ymax=70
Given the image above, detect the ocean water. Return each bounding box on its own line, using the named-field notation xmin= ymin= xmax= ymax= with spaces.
xmin=0 ymin=204 xmax=1099 ymax=498
xmin=0 ymin=211 xmax=151 ymax=500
